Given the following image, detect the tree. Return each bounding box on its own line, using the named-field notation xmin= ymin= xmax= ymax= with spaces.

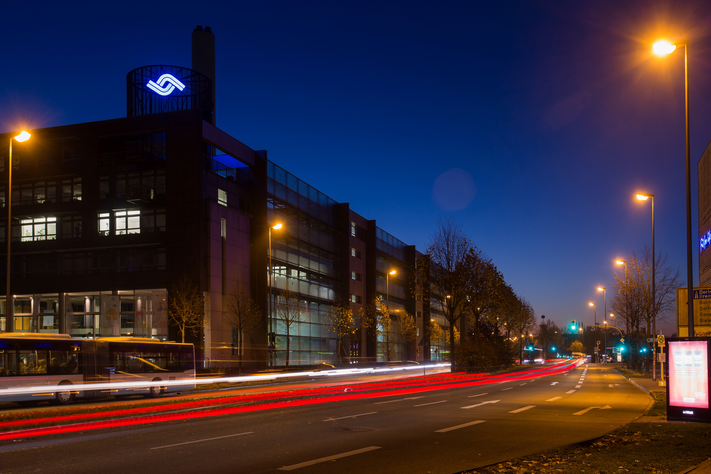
xmin=326 ymin=301 xmax=357 ymax=364
xmin=429 ymin=319 xmax=444 ymax=345
xmin=536 ymin=319 xmax=563 ymax=360
xmin=224 ymin=282 xmax=262 ymax=373
xmin=393 ymin=311 xmax=418 ymax=360
xmin=168 ymin=276 xmax=205 ymax=344
xmin=273 ymin=284 xmax=307 ymax=366
xmin=361 ymin=297 xmax=393 ymax=362
xmin=569 ymin=340 xmax=584 ymax=354
xmin=417 ymin=218 xmax=471 ymax=364
xmin=463 ymin=248 xmax=505 ymax=341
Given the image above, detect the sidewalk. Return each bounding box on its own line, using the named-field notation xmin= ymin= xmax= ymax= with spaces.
xmin=615 ymin=368 xmax=711 ymax=474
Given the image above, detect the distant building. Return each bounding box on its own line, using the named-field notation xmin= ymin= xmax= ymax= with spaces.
xmin=0 ymin=27 xmax=444 ymax=366
xmin=699 ymin=140 xmax=711 ymax=286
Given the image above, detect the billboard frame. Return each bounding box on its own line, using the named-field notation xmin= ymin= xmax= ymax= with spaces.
xmin=666 ymin=337 xmax=711 ymax=423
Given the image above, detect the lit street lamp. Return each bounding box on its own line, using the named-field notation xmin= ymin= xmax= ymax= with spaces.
xmin=6 ymin=130 xmax=31 ymax=333
xmin=598 ymin=287 xmax=606 ymax=361
xmin=386 ymin=270 xmax=396 ymax=313
xmin=636 ymin=193 xmax=655 ymax=334
xmin=653 ymin=39 xmax=693 ymax=336
xmin=268 ymin=222 xmax=283 ymax=366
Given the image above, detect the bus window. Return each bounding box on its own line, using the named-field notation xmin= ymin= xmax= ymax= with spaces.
xmin=18 ymin=349 xmax=48 ymax=375
xmin=0 ymin=350 xmax=18 ymax=376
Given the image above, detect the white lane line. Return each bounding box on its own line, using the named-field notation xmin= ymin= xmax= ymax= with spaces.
xmin=546 ymin=397 xmax=561 ymax=402
xmin=501 ymin=387 xmax=513 ymax=391
xmin=462 ymin=400 xmax=500 ymax=409
xmin=573 ymin=405 xmax=612 ymax=416
xmin=519 ymin=383 xmax=527 ymax=386
xmin=278 ymin=446 xmax=381 ymax=471
xmin=550 ymin=382 xmax=559 ymax=386
xmin=374 ymin=396 xmax=423 ymax=405
xmin=566 ymin=390 xmax=576 ymax=394
xmin=323 ymin=412 xmax=377 ymax=422
xmin=509 ymin=405 xmax=536 ymax=414
xmin=414 ymin=400 xmax=447 ymax=407
xmin=468 ymin=393 xmax=488 ymax=398
xmin=575 ymin=385 xmax=582 ymax=388
xmin=151 ymin=432 xmax=253 ymax=450
xmin=435 ymin=420 xmax=486 ymax=433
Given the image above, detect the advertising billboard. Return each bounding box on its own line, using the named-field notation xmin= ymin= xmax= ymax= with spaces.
xmin=667 ymin=338 xmax=711 ymax=423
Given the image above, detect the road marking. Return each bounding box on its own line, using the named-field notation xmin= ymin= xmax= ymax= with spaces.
xmin=501 ymin=387 xmax=513 ymax=391
xmin=546 ymin=397 xmax=561 ymax=402
xmin=509 ymin=405 xmax=536 ymax=414
xmin=374 ymin=396 xmax=424 ymax=405
xmin=566 ymin=390 xmax=576 ymax=394
xmin=573 ymin=405 xmax=612 ymax=416
xmin=575 ymin=385 xmax=582 ymax=388
xmin=324 ymin=412 xmax=377 ymax=422
xmin=550 ymin=382 xmax=559 ymax=386
xmin=519 ymin=383 xmax=527 ymax=386
xmin=462 ymin=400 xmax=500 ymax=409
xmin=414 ymin=400 xmax=447 ymax=407
xmin=278 ymin=446 xmax=382 ymax=470
xmin=468 ymin=393 xmax=488 ymax=398
xmin=436 ymin=420 xmax=486 ymax=433
xmin=151 ymin=432 xmax=253 ymax=450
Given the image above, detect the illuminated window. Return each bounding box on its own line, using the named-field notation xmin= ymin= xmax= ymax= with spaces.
xmin=20 ymin=216 xmax=57 ymax=242
xmin=61 ymin=178 xmax=82 ymax=202
xmin=218 ymin=189 xmax=227 ymax=206
xmin=350 ymin=294 xmax=362 ymax=304
xmin=351 ymin=271 xmax=362 ymax=281
xmin=350 ymin=248 xmax=361 ymax=258
xmin=98 ymin=213 xmax=110 ymax=236
xmin=115 ymin=210 xmax=141 ymax=235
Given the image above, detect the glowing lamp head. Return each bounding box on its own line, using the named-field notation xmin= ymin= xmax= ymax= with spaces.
xmin=636 ymin=194 xmax=649 ymax=201
xmin=272 ymin=223 xmax=283 ymax=230
xmin=14 ymin=131 xmax=31 ymax=142
xmin=653 ymin=40 xmax=676 ymax=56
xmin=597 ymin=287 xmax=605 ymax=292
xmin=615 ymin=260 xmax=625 ymax=265
xmin=589 ymin=302 xmax=595 ymax=307
xmin=389 ymin=270 xmax=396 ymax=275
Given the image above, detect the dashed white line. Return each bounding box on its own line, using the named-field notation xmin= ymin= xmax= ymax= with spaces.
xmin=436 ymin=420 xmax=486 ymax=433
xmin=501 ymin=387 xmax=513 ymax=391
xmin=462 ymin=400 xmax=500 ymax=409
xmin=324 ymin=412 xmax=377 ymax=422
xmin=374 ymin=396 xmax=424 ymax=405
xmin=278 ymin=446 xmax=382 ymax=471
xmin=414 ymin=400 xmax=447 ymax=407
xmin=566 ymin=390 xmax=576 ymax=394
xmin=575 ymin=385 xmax=582 ymax=388
xmin=509 ymin=405 xmax=536 ymax=414
xmin=151 ymin=432 xmax=253 ymax=450
xmin=546 ymin=397 xmax=561 ymax=402
xmin=468 ymin=393 xmax=488 ymax=398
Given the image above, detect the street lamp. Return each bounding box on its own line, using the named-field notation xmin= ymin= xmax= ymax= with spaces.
xmin=653 ymin=39 xmax=693 ymax=337
xmin=588 ymin=302 xmax=596 ymax=325
xmin=636 ymin=193 xmax=656 ymax=336
xmin=6 ymin=130 xmax=31 ymax=333
xmin=616 ymin=259 xmax=630 ymax=337
xmin=267 ymin=222 xmax=283 ymax=365
xmin=598 ymin=287 xmax=606 ymax=361
xmin=386 ymin=270 xmax=396 ymax=313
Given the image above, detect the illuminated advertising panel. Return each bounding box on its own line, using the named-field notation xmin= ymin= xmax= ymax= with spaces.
xmin=667 ymin=338 xmax=711 ymax=423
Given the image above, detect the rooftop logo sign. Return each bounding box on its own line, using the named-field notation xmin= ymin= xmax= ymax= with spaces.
xmin=146 ymin=74 xmax=185 ymax=96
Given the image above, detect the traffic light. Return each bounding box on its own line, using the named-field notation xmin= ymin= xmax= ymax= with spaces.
xmin=551 ymin=346 xmax=556 ymax=351
xmin=570 ymin=320 xmax=576 ymax=331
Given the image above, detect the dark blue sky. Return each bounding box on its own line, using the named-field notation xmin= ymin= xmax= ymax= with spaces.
xmin=4 ymin=0 xmax=711 ymax=334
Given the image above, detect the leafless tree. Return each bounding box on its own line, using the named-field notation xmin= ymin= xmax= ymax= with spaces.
xmin=325 ymin=301 xmax=357 ymax=364
xmin=416 ymin=217 xmax=471 ymax=363
xmin=168 ymin=276 xmax=205 ymax=344
xmin=273 ymin=284 xmax=307 ymax=366
xmin=224 ymin=282 xmax=262 ymax=373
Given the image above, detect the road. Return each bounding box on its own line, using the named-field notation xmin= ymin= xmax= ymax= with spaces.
xmin=0 ymin=363 xmax=651 ymax=473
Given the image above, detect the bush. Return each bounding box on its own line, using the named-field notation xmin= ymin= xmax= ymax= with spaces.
xmin=455 ymin=339 xmax=516 ymax=373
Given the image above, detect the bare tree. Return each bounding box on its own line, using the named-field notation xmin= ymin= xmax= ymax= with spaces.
xmin=463 ymin=248 xmax=505 ymax=340
xmin=224 ymin=282 xmax=262 ymax=373
xmin=416 ymin=218 xmax=471 ymax=364
xmin=273 ymin=284 xmax=307 ymax=366
xmin=168 ymin=276 xmax=205 ymax=344
xmin=325 ymin=301 xmax=357 ymax=364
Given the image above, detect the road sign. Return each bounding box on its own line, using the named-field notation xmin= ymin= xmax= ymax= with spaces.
xmin=657 ymin=334 xmax=665 ymax=345
xmin=647 ymin=338 xmax=656 ymax=343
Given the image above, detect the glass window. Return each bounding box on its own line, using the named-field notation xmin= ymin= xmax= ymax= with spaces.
xmin=20 ymin=216 xmax=57 ymax=241
xmin=218 ymin=189 xmax=227 ymax=206
xmin=98 ymin=213 xmax=110 ymax=235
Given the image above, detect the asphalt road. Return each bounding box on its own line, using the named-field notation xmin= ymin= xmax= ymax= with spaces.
xmin=0 ymin=364 xmax=651 ymax=474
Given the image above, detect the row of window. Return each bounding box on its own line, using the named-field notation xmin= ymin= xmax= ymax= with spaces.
xmin=0 ymin=178 xmax=82 ymax=207
xmin=2 ymin=247 xmax=167 ymax=277
xmin=98 ymin=209 xmax=166 ymax=235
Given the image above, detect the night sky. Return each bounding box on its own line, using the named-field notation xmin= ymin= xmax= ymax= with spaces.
xmin=3 ymin=0 xmax=711 ymax=334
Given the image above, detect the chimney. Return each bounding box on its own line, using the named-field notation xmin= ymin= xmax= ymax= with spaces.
xmin=192 ymin=25 xmax=216 ymax=125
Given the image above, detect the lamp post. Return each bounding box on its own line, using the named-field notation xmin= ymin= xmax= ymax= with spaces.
xmin=636 ymin=193 xmax=655 ymax=336
xmin=653 ymin=40 xmax=693 ymax=337
xmin=615 ymin=259 xmax=630 ymax=338
xmin=386 ymin=270 xmax=396 ymax=313
xmin=598 ymin=287 xmax=606 ymax=361
xmin=267 ymin=222 xmax=282 ymax=366
xmin=589 ymin=302 xmax=596 ymax=362
xmin=5 ymin=131 xmax=31 ymax=333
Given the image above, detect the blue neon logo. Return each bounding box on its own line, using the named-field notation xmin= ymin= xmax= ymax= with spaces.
xmin=701 ymin=230 xmax=711 ymax=252
xmin=146 ymin=74 xmax=186 ymax=96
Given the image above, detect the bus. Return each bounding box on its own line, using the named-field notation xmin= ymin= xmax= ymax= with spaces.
xmin=0 ymin=333 xmax=195 ymax=406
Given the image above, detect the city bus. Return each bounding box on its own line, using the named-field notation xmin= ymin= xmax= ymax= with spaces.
xmin=0 ymin=333 xmax=195 ymax=406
